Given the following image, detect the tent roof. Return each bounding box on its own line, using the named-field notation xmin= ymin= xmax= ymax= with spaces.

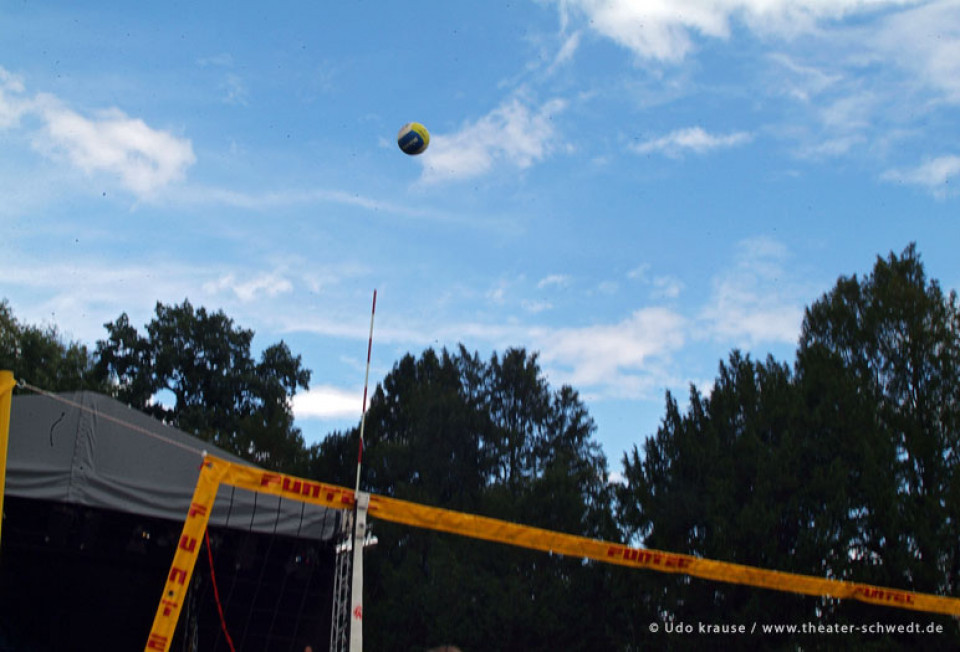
xmin=6 ymin=391 xmax=338 ymax=541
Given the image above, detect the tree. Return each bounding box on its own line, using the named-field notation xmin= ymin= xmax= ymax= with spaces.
xmin=0 ymin=299 xmax=103 ymax=393
xmin=311 ymin=346 xmax=623 ymax=651
xmin=617 ymin=244 xmax=960 ymax=649
xmin=95 ymin=300 xmax=311 ymax=472
xmin=799 ymin=244 xmax=960 ymax=598
xmin=618 ymin=352 xmax=818 ymax=647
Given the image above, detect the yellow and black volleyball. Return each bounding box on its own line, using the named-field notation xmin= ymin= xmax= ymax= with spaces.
xmin=397 ymin=122 xmax=430 ymax=156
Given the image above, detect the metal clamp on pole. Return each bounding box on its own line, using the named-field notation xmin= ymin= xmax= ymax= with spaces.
xmin=349 ymin=492 xmax=370 ymax=652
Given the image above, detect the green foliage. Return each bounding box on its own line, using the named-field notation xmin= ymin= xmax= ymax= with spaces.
xmin=7 ymin=241 xmax=960 ymax=648
xmin=619 ymin=353 xmax=818 ymax=647
xmin=94 ymin=300 xmax=311 ymax=472
xmin=618 ymin=244 xmax=960 ymax=649
xmin=799 ymin=244 xmax=960 ymax=598
xmin=0 ymin=299 xmax=103 ymax=392
xmin=309 ymin=345 xmax=626 ymax=651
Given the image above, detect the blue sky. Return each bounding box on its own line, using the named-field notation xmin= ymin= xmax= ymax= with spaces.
xmin=2 ymin=1 xmax=959 ymax=472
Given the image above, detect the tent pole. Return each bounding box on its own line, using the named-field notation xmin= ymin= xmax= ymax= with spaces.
xmin=0 ymin=370 xmax=16 ymax=548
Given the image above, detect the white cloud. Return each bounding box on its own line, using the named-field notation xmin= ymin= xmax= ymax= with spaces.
xmin=538 ymin=307 xmax=687 ymax=398
xmin=882 ymin=155 xmax=960 ymax=198
xmin=522 ymin=299 xmax=553 ymax=314
xmin=419 ymin=96 xmax=567 ymax=184
xmin=537 ymin=274 xmax=571 ymax=289
xmin=767 ymin=53 xmax=843 ymax=103
xmin=794 ymin=134 xmax=867 ymax=159
xmin=554 ymin=0 xmax=923 ymax=62
xmin=548 ymin=31 xmax=582 ymax=74
xmin=0 ymin=69 xmax=195 ymax=200
xmin=0 ymin=255 xmax=308 ymax=345
xmin=33 ymin=101 xmax=195 ymax=199
xmin=0 ymin=257 xmax=215 ymax=343
xmin=486 ymin=278 xmax=511 ymax=304
xmin=596 ymin=280 xmax=619 ymax=295
xmin=628 ymin=264 xmax=684 ymax=299
xmin=633 ymin=126 xmax=752 ymax=157
xmin=203 ymin=272 xmax=294 ymax=302
xmin=698 ymin=237 xmax=808 ymax=347
xmin=650 ymin=276 xmax=684 ymax=299
xmin=870 ymin=0 xmax=960 ymax=103
xmin=557 ymin=0 xmax=729 ymax=62
xmin=0 ymin=68 xmax=28 ymax=128
xmin=197 ymin=53 xmax=235 ymax=67
xmin=221 ymin=73 xmax=249 ymax=106
xmin=171 ymin=184 xmax=483 ymax=226
xmin=293 ymin=385 xmax=361 ymax=420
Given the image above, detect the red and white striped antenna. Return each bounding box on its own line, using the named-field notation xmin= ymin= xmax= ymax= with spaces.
xmin=354 ymin=289 xmax=377 ymax=494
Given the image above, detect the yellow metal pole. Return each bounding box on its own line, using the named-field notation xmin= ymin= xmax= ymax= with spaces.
xmin=0 ymin=370 xmax=16 ymax=547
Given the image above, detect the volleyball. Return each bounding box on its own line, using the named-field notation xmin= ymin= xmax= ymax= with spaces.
xmin=397 ymin=122 xmax=430 ymax=156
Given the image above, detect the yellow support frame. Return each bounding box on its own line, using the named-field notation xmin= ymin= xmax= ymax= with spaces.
xmin=147 ymin=455 xmax=960 ymax=651
xmin=0 ymin=370 xmax=16 ymax=547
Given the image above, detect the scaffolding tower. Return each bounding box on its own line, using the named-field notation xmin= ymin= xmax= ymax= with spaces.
xmin=329 ymin=509 xmax=353 ymax=652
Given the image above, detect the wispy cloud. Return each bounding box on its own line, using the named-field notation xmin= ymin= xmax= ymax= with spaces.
xmin=794 ymin=134 xmax=867 ymax=160
xmin=547 ymin=31 xmax=582 ymax=75
xmin=522 ymin=299 xmax=553 ymax=314
xmin=220 ymin=73 xmax=249 ymax=106
xmin=628 ymin=264 xmax=684 ymax=299
xmin=632 ymin=127 xmax=752 ymax=158
xmin=293 ymin=385 xmax=361 ymax=420
xmin=537 ymin=307 xmax=687 ymax=398
xmin=698 ymin=237 xmax=809 ymax=348
xmin=882 ymin=155 xmax=960 ymax=198
xmin=537 ymin=274 xmax=571 ymax=289
xmin=419 ymin=96 xmax=567 ymax=184
xmin=170 ymin=184 xmax=483 ymax=226
xmin=34 ymin=102 xmax=195 ymax=199
xmin=870 ymin=0 xmax=960 ymax=104
xmin=767 ymin=53 xmax=843 ymax=103
xmin=196 ymin=53 xmax=249 ymax=105
xmin=0 ymin=68 xmax=28 ymax=128
xmin=0 ymin=67 xmax=195 ymax=199
xmin=203 ymin=272 xmax=294 ymax=302
xmin=0 ymin=257 xmax=217 ymax=342
xmin=552 ymin=0 xmax=924 ymax=63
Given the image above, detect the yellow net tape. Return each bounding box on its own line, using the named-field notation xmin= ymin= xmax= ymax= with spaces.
xmin=147 ymin=456 xmax=960 ymax=650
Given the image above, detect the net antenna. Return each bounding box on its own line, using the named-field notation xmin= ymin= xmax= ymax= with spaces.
xmin=355 ymin=289 xmax=377 ymax=495
xmin=330 ymin=290 xmax=378 ymax=652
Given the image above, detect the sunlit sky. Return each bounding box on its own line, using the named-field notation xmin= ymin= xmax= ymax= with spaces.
xmin=2 ymin=1 xmax=959 ymax=471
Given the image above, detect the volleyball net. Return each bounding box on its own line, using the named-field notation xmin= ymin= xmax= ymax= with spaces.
xmin=147 ymin=454 xmax=960 ymax=651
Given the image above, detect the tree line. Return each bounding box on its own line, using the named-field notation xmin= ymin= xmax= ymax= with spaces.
xmin=2 ymin=243 xmax=958 ymax=650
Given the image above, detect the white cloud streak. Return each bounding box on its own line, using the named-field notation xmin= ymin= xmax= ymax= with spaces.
xmin=554 ymin=0 xmax=924 ymax=62
xmin=537 ymin=307 xmax=688 ymax=398
xmin=293 ymin=385 xmax=361 ymax=420
xmin=537 ymin=274 xmax=571 ymax=289
xmin=0 ymin=68 xmax=29 ymax=128
xmin=0 ymin=67 xmax=195 ymax=199
xmin=870 ymin=0 xmax=960 ymax=103
xmin=35 ymin=102 xmax=196 ymax=198
xmin=698 ymin=237 xmax=808 ymax=348
xmin=203 ymin=272 xmax=294 ymax=302
xmin=419 ymin=96 xmax=567 ymax=184
xmin=882 ymin=155 xmax=960 ymax=198
xmin=633 ymin=126 xmax=752 ymax=157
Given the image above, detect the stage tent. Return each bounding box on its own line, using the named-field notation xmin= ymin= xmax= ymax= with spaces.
xmin=0 ymin=391 xmax=337 ymax=651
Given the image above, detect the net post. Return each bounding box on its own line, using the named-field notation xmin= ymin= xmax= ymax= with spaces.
xmin=348 ymin=492 xmax=370 ymax=652
xmin=0 ymin=371 xmax=15 ymax=548
xmin=145 ymin=455 xmax=225 ymax=652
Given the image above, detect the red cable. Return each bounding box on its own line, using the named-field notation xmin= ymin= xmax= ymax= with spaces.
xmin=205 ymin=528 xmax=237 ymax=652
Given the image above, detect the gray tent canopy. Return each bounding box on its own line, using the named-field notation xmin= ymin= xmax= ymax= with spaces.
xmin=6 ymin=391 xmax=338 ymax=541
